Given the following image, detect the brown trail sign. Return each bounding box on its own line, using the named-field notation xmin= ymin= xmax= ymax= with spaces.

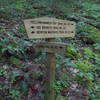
xmin=24 ymin=17 xmax=76 ymax=100
xmin=24 ymin=17 xmax=75 ymax=39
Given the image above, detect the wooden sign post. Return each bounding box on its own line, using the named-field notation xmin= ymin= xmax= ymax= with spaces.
xmin=24 ymin=17 xmax=76 ymax=100
xmin=45 ymin=38 xmax=56 ymax=100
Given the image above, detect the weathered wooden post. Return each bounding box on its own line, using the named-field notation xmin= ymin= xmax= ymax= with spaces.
xmin=45 ymin=38 xmax=56 ymax=100
xmin=24 ymin=17 xmax=76 ymax=100
xmin=46 ymin=50 xmax=56 ymax=100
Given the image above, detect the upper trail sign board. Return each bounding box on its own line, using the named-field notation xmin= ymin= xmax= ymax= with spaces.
xmin=24 ymin=17 xmax=76 ymax=39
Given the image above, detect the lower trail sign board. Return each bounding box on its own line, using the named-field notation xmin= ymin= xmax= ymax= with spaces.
xmin=24 ymin=17 xmax=76 ymax=100
xmin=34 ymin=42 xmax=67 ymax=55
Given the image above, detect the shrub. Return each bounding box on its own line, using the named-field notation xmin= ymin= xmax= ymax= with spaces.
xmin=76 ymin=61 xmax=93 ymax=72
xmin=66 ymin=45 xmax=80 ymax=59
xmin=83 ymin=48 xmax=94 ymax=57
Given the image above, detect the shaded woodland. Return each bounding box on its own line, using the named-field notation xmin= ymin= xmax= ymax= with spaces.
xmin=0 ymin=0 xmax=100 ymax=100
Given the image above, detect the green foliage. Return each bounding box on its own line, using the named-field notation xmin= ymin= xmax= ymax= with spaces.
xmin=53 ymin=80 xmax=69 ymax=94
xmin=89 ymin=83 xmax=100 ymax=99
xmin=83 ymin=48 xmax=94 ymax=57
xmin=75 ymin=60 xmax=98 ymax=90
xmin=76 ymin=61 xmax=93 ymax=72
xmin=38 ymin=93 xmax=45 ymax=100
xmin=9 ymin=89 xmax=22 ymax=100
xmin=10 ymin=72 xmax=21 ymax=83
xmin=76 ymin=72 xmax=94 ymax=88
xmin=32 ymin=72 xmax=43 ymax=80
xmin=14 ymin=0 xmax=26 ymax=10
xmin=0 ymin=38 xmax=26 ymax=60
xmin=93 ymin=43 xmax=100 ymax=50
xmin=0 ymin=68 xmax=7 ymax=76
xmin=56 ymin=95 xmax=68 ymax=100
xmin=9 ymin=71 xmax=29 ymax=93
xmin=9 ymin=56 xmax=21 ymax=67
xmin=1 ymin=45 xmax=19 ymax=57
xmin=18 ymin=25 xmax=26 ymax=33
xmin=77 ymin=23 xmax=100 ymax=43
xmin=19 ymin=81 xmax=29 ymax=93
xmin=87 ymin=28 xmax=100 ymax=43
xmin=66 ymin=45 xmax=80 ymax=59
xmin=77 ymin=23 xmax=93 ymax=35
xmin=80 ymin=27 xmax=100 ymax=43
xmin=94 ymin=54 xmax=100 ymax=62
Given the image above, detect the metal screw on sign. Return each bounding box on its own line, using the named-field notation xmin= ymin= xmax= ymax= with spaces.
xmin=24 ymin=17 xmax=76 ymax=100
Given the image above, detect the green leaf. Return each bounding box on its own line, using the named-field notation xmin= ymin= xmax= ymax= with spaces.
xmin=76 ymin=61 xmax=93 ymax=72
xmin=83 ymin=48 xmax=94 ymax=57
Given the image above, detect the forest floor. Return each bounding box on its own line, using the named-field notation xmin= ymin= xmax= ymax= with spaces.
xmin=0 ymin=0 xmax=100 ymax=100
